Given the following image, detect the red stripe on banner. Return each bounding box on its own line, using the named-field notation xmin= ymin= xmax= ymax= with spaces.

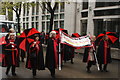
xmin=60 ymin=31 xmax=92 ymax=48
xmin=61 ymin=42 xmax=92 ymax=48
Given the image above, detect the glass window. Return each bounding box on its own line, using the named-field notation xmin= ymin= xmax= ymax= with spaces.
xmin=54 ymin=14 xmax=58 ymax=19
xmin=46 ymin=15 xmax=50 ymax=20
xmin=32 ymin=17 xmax=34 ymax=21
xmin=32 ymin=3 xmax=35 ymax=15
xmin=55 ymin=4 xmax=59 ymax=13
xmin=36 ymin=16 xmax=39 ymax=21
xmin=23 ymin=18 xmax=25 ymax=21
xmin=42 ymin=16 xmax=44 ymax=20
xmin=47 ymin=10 xmax=49 ymax=14
xmin=60 ymin=21 xmax=64 ymax=28
xmin=42 ymin=22 xmax=45 ymax=31
xmin=82 ymin=0 xmax=88 ymax=10
xmin=42 ymin=4 xmax=46 ymax=14
xmin=96 ymin=1 xmax=120 ymax=7
xmin=81 ymin=12 xmax=88 ymax=17
xmin=26 ymin=17 xmax=29 ymax=21
xmin=94 ymin=8 xmax=120 ymax=16
xmin=23 ymin=4 xmax=26 ymax=16
xmin=36 ymin=22 xmax=39 ymax=30
xmin=54 ymin=21 xmax=58 ymax=29
xmin=94 ymin=19 xmax=104 ymax=36
xmin=26 ymin=23 xmax=29 ymax=29
xmin=42 ymin=10 xmax=45 ymax=14
xmin=32 ymin=22 xmax=34 ymax=28
xmin=60 ymin=14 xmax=64 ymax=19
xmin=36 ymin=2 xmax=39 ymax=15
xmin=23 ymin=23 xmax=25 ymax=29
xmin=60 ymin=2 xmax=65 ymax=12
xmin=46 ymin=22 xmax=50 ymax=32
xmin=27 ymin=3 xmax=29 ymax=16
xmin=81 ymin=20 xmax=87 ymax=35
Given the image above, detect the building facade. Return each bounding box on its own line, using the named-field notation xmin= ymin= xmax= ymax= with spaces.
xmin=77 ymin=0 xmax=120 ymax=36
xmin=13 ymin=0 xmax=120 ymax=36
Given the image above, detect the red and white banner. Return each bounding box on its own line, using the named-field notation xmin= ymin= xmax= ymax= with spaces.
xmin=60 ymin=32 xmax=92 ymax=48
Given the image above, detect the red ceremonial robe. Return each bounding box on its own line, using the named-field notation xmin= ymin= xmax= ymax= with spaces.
xmin=26 ymin=41 xmax=45 ymax=70
xmin=2 ymin=39 xmax=19 ymax=67
xmin=45 ymin=38 xmax=58 ymax=70
xmin=97 ymin=40 xmax=111 ymax=64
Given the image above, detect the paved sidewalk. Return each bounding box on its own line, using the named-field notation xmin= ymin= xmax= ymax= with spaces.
xmin=1 ymin=53 xmax=119 ymax=79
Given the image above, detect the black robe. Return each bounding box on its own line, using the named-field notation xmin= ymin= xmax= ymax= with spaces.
xmin=2 ymin=39 xmax=19 ymax=67
xmin=5 ymin=33 xmax=9 ymax=43
xmin=97 ymin=40 xmax=111 ymax=64
xmin=45 ymin=38 xmax=58 ymax=70
xmin=26 ymin=41 xmax=45 ymax=70
xmin=20 ymin=49 xmax=26 ymax=59
xmin=63 ymin=45 xmax=74 ymax=62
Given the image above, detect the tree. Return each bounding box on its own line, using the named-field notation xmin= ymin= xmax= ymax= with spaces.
xmin=40 ymin=2 xmax=58 ymax=32
xmin=0 ymin=2 xmax=13 ymax=21
xmin=2 ymin=2 xmax=22 ymax=33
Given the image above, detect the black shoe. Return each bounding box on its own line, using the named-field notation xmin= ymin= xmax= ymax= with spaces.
xmin=33 ymin=71 xmax=36 ymax=76
xmin=87 ymin=70 xmax=91 ymax=73
xmin=12 ymin=73 xmax=16 ymax=76
xmin=71 ymin=62 xmax=74 ymax=64
xmin=100 ymin=70 xmax=103 ymax=72
xmin=104 ymin=70 xmax=109 ymax=72
xmin=86 ymin=67 xmax=91 ymax=73
xmin=86 ymin=69 xmax=91 ymax=73
xmin=33 ymin=74 xmax=36 ymax=77
xmin=51 ymin=74 xmax=55 ymax=78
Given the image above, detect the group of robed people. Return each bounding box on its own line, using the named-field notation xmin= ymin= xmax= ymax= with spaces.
xmin=83 ymin=35 xmax=112 ymax=73
xmin=1 ymin=28 xmax=114 ymax=78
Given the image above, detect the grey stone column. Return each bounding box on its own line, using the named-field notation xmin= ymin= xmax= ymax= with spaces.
xmin=87 ymin=0 xmax=96 ymax=35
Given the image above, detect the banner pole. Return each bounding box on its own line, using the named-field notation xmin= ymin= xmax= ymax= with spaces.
xmin=88 ymin=34 xmax=100 ymax=71
xmin=92 ymin=45 xmax=100 ymax=71
xmin=58 ymin=30 xmax=61 ymax=70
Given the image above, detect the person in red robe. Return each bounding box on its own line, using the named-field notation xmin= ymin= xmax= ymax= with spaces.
xmin=83 ymin=36 xmax=96 ymax=73
xmin=2 ymin=33 xmax=19 ymax=76
xmin=45 ymin=31 xmax=58 ymax=78
xmin=5 ymin=28 xmax=15 ymax=43
xmin=97 ymin=34 xmax=111 ymax=72
xmin=26 ymin=34 xmax=45 ymax=76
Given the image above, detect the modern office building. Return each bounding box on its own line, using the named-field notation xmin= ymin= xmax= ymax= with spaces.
xmin=77 ymin=0 xmax=120 ymax=36
xmin=13 ymin=0 xmax=120 ymax=36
